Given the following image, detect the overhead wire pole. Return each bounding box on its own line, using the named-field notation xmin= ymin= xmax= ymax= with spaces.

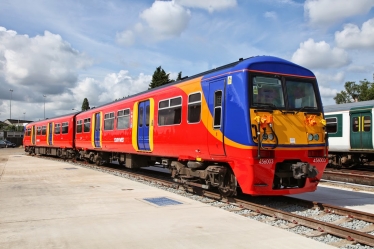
xmin=9 ymin=89 xmax=13 ymax=119
xmin=43 ymin=95 xmax=46 ymax=119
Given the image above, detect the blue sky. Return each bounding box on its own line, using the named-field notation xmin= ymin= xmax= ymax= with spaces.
xmin=1 ymin=0 xmax=374 ymax=121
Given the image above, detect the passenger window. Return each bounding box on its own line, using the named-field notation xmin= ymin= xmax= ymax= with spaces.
xmin=363 ymin=116 xmax=371 ymax=132
xmin=84 ymin=118 xmax=91 ymax=132
xmin=352 ymin=117 xmax=359 ymax=132
xmin=326 ymin=118 xmax=337 ymax=134
xmin=117 ymin=109 xmax=130 ymax=130
xmin=62 ymin=122 xmax=69 ymax=134
xmin=158 ymin=97 xmax=182 ymax=126
xmin=42 ymin=126 xmax=46 ymax=135
xmin=188 ymin=92 xmax=201 ymax=123
xmin=54 ymin=124 xmax=61 ymax=134
xmin=213 ymin=91 xmax=222 ymax=129
xmin=76 ymin=120 xmax=82 ymax=133
xmin=104 ymin=112 xmax=115 ymax=130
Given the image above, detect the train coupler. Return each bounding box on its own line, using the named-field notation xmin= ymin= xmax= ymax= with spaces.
xmin=291 ymin=162 xmax=318 ymax=179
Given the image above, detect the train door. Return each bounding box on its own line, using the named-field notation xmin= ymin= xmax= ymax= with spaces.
xmin=94 ymin=112 xmax=101 ymax=148
xmin=350 ymin=111 xmax=373 ymax=149
xmin=48 ymin=122 xmax=53 ymax=145
xmin=137 ymin=100 xmax=150 ymax=151
xmin=207 ymin=79 xmax=226 ymax=156
xmin=31 ymin=125 xmax=36 ymax=145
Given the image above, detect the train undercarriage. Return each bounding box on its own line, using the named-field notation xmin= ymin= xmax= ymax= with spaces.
xmin=328 ymin=152 xmax=374 ymax=168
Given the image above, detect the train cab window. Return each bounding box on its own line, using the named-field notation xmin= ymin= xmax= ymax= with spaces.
xmin=104 ymin=112 xmax=115 ymax=130
xmin=37 ymin=127 xmax=41 ymax=135
xmin=158 ymin=97 xmax=182 ymax=126
xmin=252 ymin=76 xmax=284 ymax=108
xmin=326 ymin=117 xmax=337 ymax=133
xmin=188 ymin=92 xmax=201 ymax=123
xmin=213 ymin=91 xmax=222 ymax=129
xmin=84 ymin=118 xmax=91 ymax=132
xmin=42 ymin=126 xmax=46 ymax=135
xmin=62 ymin=122 xmax=69 ymax=134
xmin=117 ymin=109 xmax=130 ymax=129
xmin=76 ymin=120 xmax=82 ymax=133
xmin=285 ymin=81 xmax=317 ymax=109
xmin=54 ymin=124 xmax=61 ymax=134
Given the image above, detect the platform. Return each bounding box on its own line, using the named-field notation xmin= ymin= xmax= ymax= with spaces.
xmin=0 ymin=149 xmax=334 ymax=249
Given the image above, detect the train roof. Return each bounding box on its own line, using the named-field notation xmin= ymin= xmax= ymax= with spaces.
xmin=324 ymin=100 xmax=374 ymax=113
xmin=80 ymin=55 xmax=315 ymax=114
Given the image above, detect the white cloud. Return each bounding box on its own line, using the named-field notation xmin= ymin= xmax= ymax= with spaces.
xmin=304 ymin=0 xmax=374 ymax=26
xmin=335 ymin=18 xmax=374 ymax=49
xmin=0 ymin=27 xmax=92 ymax=95
xmin=291 ymin=38 xmax=351 ymax=69
xmin=264 ymin=11 xmax=277 ymax=20
xmin=117 ymin=1 xmax=191 ymax=45
xmin=175 ymin=0 xmax=237 ymax=13
xmin=315 ymin=71 xmax=345 ymax=86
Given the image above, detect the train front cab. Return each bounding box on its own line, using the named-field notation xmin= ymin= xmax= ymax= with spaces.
xmin=244 ymin=72 xmax=328 ymax=195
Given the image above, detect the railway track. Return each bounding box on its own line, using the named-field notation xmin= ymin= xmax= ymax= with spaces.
xmin=30 ymin=154 xmax=374 ymax=248
xmin=323 ymin=168 xmax=374 ymax=187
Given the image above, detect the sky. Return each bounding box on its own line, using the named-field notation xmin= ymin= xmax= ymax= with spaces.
xmin=1 ymin=0 xmax=374 ymax=121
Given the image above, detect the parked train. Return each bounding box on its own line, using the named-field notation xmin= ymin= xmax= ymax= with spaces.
xmin=325 ymin=100 xmax=374 ymax=168
xmin=24 ymin=56 xmax=328 ymax=196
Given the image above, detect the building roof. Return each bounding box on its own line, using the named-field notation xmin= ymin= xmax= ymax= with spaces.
xmin=324 ymin=100 xmax=374 ymax=113
xmin=3 ymin=119 xmax=33 ymax=125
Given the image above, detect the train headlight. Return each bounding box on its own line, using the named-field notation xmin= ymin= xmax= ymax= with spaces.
xmin=308 ymin=134 xmax=313 ymax=141
xmin=314 ymin=134 xmax=319 ymax=141
xmin=262 ymin=133 xmax=268 ymax=140
xmin=268 ymin=133 xmax=274 ymax=141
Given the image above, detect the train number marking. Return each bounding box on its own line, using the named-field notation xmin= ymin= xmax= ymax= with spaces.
xmin=259 ymin=159 xmax=273 ymax=164
xmin=114 ymin=137 xmax=124 ymax=142
xmin=313 ymin=158 xmax=326 ymax=163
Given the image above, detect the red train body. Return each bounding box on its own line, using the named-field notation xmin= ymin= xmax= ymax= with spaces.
xmin=24 ymin=56 xmax=328 ymax=196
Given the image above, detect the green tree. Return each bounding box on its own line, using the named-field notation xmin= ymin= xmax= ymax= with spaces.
xmin=176 ymin=71 xmax=182 ymax=81
xmin=148 ymin=66 xmax=173 ymax=89
xmin=81 ymin=98 xmax=90 ymax=111
xmin=334 ymin=80 xmax=374 ymax=104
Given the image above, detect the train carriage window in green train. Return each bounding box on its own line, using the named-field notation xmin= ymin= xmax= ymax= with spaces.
xmin=76 ymin=120 xmax=82 ymax=133
xmin=84 ymin=118 xmax=91 ymax=132
xmin=326 ymin=117 xmax=337 ymax=133
xmin=54 ymin=123 xmax=61 ymax=134
xmin=104 ymin=112 xmax=115 ymax=130
xmin=363 ymin=116 xmax=371 ymax=132
xmin=117 ymin=109 xmax=130 ymax=130
xmin=158 ymin=97 xmax=182 ymax=126
xmin=188 ymin=92 xmax=201 ymax=123
xmin=352 ymin=117 xmax=359 ymax=132
xmin=62 ymin=122 xmax=69 ymax=134
xmin=213 ymin=91 xmax=222 ymax=129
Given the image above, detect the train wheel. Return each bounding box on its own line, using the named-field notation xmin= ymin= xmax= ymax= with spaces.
xmin=218 ymin=169 xmax=237 ymax=197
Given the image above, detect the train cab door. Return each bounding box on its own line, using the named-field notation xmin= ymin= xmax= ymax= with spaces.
xmin=137 ymin=100 xmax=151 ymax=151
xmin=94 ymin=112 xmax=102 ymax=148
xmin=48 ymin=122 xmax=53 ymax=145
xmin=207 ymin=79 xmax=226 ymax=156
xmin=350 ymin=110 xmax=373 ymax=149
xmin=31 ymin=125 xmax=36 ymax=145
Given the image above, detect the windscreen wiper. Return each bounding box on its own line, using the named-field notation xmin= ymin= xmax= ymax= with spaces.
xmin=252 ymin=102 xmax=285 ymax=114
xmin=295 ymin=106 xmax=318 ymax=114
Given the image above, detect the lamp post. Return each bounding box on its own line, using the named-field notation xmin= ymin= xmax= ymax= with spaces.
xmin=9 ymin=89 xmax=13 ymax=119
xmin=43 ymin=95 xmax=46 ymax=119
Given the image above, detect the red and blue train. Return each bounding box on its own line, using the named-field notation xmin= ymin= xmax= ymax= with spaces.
xmin=24 ymin=56 xmax=328 ymax=196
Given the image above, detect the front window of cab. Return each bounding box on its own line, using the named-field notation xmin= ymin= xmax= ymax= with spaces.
xmin=251 ymin=75 xmax=319 ymax=110
xmin=252 ymin=76 xmax=285 ymax=108
xmin=285 ymin=80 xmax=317 ymax=109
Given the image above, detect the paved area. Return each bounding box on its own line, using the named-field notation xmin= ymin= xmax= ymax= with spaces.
xmin=0 ymin=148 xmax=334 ymax=249
xmin=292 ymin=182 xmax=374 ymax=213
